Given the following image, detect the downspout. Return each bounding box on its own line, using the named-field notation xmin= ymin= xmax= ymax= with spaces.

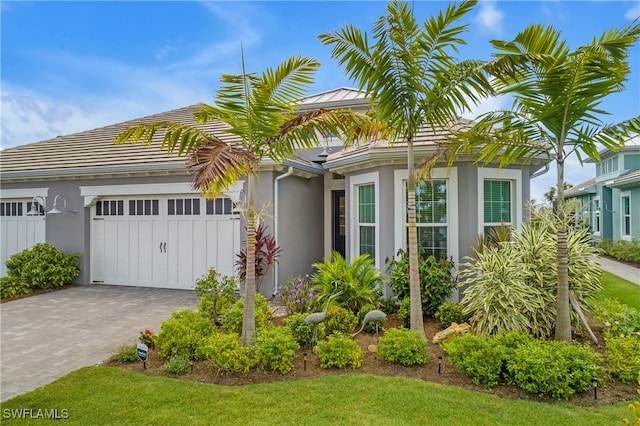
xmin=273 ymin=166 xmax=294 ymax=296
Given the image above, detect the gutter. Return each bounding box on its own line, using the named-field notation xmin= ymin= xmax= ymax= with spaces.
xmin=273 ymin=166 xmax=294 ymax=296
xmin=530 ymin=163 xmax=549 ymax=179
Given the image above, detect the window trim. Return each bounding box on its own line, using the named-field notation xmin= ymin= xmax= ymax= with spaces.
xmin=477 ymin=168 xmax=522 ymax=235
xmin=620 ymin=191 xmax=631 ymax=240
xmin=593 ymin=196 xmax=601 ymax=236
xmin=349 ymin=172 xmax=379 ymax=268
xmin=394 ymin=168 xmax=458 ymax=263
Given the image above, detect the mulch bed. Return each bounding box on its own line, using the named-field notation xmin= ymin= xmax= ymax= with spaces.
xmin=108 ymin=314 xmax=637 ymax=407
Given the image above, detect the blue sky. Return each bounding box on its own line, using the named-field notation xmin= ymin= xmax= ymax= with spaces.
xmin=2 ymin=0 xmax=639 ymax=203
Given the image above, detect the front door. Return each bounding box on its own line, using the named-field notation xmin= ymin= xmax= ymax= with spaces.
xmin=332 ymin=190 xmax=346 ymax=257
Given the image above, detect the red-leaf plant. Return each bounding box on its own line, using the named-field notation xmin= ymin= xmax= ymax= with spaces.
xmin=236 ymin=222 xmax=282 ymax=292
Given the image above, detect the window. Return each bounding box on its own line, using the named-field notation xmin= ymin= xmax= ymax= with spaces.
xmin=205 ymin=198 xmax=234 ymax=215
xmin=483 ymin=179 xmax=512 ymax=236
xmin=403 ymin=180 xmax=448 ymax=259
xmin=593 ymin=198 xmax=601 ymax=235
xmin=597 ymin=157 xmax=619 ymax=176
xmin=129 ymin=199 xmax=159 ymax=216
xmin=168 ymin=198 xmax=201 ymax=216
xmin=0 ymin=202 xmax=23 ymax=217
xmin=96 ymin=200 xmax=124 ymax=216
xmin=357 ymin=184 xmax=376 ymax=258
xmin=621 ymin=194 xmax=631 ymax=239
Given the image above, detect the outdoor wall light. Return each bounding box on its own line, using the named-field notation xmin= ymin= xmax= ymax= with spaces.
xmin=46 ymin=194 xmax=77 ymax=215
xmin=27 ymin=196 xmax=47 ymax=216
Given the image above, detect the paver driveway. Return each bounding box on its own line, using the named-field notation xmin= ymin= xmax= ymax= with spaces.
xmin=1 ymin=285 xmax=197 ymax=402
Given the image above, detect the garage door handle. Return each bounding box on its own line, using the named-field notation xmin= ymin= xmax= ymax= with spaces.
xmin=159 ymin=242 xmax=163 ymax=253
xmin=163 ymin=242 xmax=167 ymax=253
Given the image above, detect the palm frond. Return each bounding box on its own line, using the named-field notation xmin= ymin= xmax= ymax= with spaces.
xmin=115 ymin=122 xmax=216 ymax=156
xmin=187 ymin=141 xmax=257 ymax=198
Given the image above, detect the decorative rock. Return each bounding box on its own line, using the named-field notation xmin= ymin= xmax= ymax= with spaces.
xmin=367 ymin=344 xmax=378 ymax=353
xmin=432 ymin=322 xmax=470 ymax=344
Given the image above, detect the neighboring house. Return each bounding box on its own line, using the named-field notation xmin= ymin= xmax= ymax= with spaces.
xmin=566 ymin=134 xmax=640 ymax=242
xmin=0 ymin=88 xmax=548 ymax=299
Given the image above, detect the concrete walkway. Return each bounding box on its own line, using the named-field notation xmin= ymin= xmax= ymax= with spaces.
xmin=596 ymin=256 xmax=640 ymax=285
xmin=0 ymin=285 xmax=197 ymax=402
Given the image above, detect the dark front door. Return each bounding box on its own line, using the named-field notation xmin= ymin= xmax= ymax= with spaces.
xmin=332 ymin=190 xmax=346 ymax=257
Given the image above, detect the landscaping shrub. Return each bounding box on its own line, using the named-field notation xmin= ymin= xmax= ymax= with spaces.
xmin=316 ymin=334 xmax=363 ymax=369
xmin=378 ymin=328 xmax=429 ymax=366
xmin=606 ymin=336 xmax=640 ymax=384
xmin=277 ymin=275 xmax=315 ymax=315
xmin=602 ymin=307 xmax=640 ymax=339
xmin=236 ymin=223 xmax=282 ymax=292
xmin=506 ymin=341 xmax=602 ymax=399
xmin=325 ymin=305 xmax=358 ymax=336
xmin=284 ymin=313 xmax=324 ymax=348
xmin=198 ymin=332 xmax=256 ymax=373
xmin=112 ymin=345 xmax=139 ymax=363
xmin=163 ymin=354 xmax=192 ymax=376
xmin=398 ymin=297 xmax=410 ymax=328
xmin=0 ymin=276 xmax=32 ymax=299
xmin=156 ymin=309 xmax=215 ymax=360
xmin=434 ymin=302 xmax=470 ymax=328
xmin=312 ymin=251 xmax=383 ymax=315
xmin=442 ymin=334 xmax=505 ymax=388
xmin=194 ymin=268 xmax=238 ymax=324
xmin=221 ymin=293 xmax=270 ymax=335
xmin=599 ymin=239 xmax=640 ymax=264
xmin=386 ymin=247 xmax=456 ymax=316
xmin=5 ymin=243 xmax=80 ymax=289
xmin=459 ymin=212 xmax=602 ymax=337
xmin=255 ymin=327 xmax=299 ymax=374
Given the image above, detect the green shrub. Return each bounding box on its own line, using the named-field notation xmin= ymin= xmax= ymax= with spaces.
xmin=284 ymin=313 xmax=324 ymax=348
xmin=194 ymin=268 xmax=238 ymax=324
xmin=602 ymin=307 xmax=640 ymax=339
xmin=606 ymin=336 xmax=640 ymax=384
xmin=156 ymin=309 xmax=215 ymax=360
xmin=386 ymin=247 xmax=456 ymax=316
xmin=0 ymin=276 xmax=32 ymax=299
xmin=316 ymin=334 xmax=363 ymax=369
xmin=312 ymin=252 xmax=383 ymax=314
xmin=277 ymin=275 xmax=315 ymax=315
xmin=434 ymin=302 xmax=470 ymax=328
xmin=442 ymin=334 xmax=505 ymax=388
xmin=112 ymin=345 xmax=139 ymax=363
xmin=593 ymin=299 xmax=627 ymax=324
xmin=507 ymin=341 xmax=602 ymax=399
xmin=5 ymin=243 xmax=80 ymax=289
xmin=398 ymin=298 xmax=410 ymax=328
xmin=325 ymin=305 xmax=357 ymax=336
xmin=255 ymin=327 xmax=299 ymax=374
xmin=599 ymin=239 xmax=640 ymax=263
xmin=198 ymin=332 xmax=256 ymax=373
xmin=163 ymin=354 xmax=192 ymax=376
xmin=221 ymin=294 xmax=270 ymax=334
xmin=378 ymin=328 xmax=429 ymax=366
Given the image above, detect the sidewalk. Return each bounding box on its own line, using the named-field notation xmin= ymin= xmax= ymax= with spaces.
xmin=596 ymin=256 xmax=640 ymax=285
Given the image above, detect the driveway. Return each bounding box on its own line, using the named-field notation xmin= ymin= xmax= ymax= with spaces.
xmin=1 ymin=285 xmax=197 ymax=402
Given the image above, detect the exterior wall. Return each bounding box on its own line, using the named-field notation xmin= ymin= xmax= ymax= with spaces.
xmin=273 ymin=174 xmax=324 ymax=295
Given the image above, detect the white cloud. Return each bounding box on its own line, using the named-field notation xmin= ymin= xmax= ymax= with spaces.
xmin=625 ymin=3 xmax=640 ymax=20
xmin=474 ymin=0 xmax=505 ymax=35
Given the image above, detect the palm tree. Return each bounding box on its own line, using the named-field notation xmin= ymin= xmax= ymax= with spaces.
xmin=319 ymin=0 xmax=493 ymax=337
xmin=116 ymin=53 xmax=370 ymax=345
xmin=449 ymin=22 xmax=640 ymax=341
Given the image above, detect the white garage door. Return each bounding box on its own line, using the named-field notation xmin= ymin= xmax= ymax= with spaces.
xmin=0 ymin=200 xmax=46 ymax=276
xmin=90 ymin=195 xmax=240 ymax=289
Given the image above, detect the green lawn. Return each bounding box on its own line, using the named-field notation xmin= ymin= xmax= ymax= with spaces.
xmin=0 ymin=367 xmax=630 ymax=425
xmin=597 ymin=271 xmax=640 ymax=310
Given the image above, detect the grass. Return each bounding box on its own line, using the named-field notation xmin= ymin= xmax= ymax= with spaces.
xmin=0 ymin=367 xmax=630 ymax=425
xmin=596 ymin=271 xmax=640 ymax=310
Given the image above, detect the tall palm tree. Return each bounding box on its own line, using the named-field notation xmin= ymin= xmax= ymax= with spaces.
xmin=116 ymin=53 xmax=370 ymax=345
xmin=449 ymin=22 xmax=640 ymax=341
xmin=319 ymin=0 xmax=493 ymax=337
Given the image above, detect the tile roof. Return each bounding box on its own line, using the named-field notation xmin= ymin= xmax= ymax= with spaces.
xmin=565 ymin=177 xmax=597 ymax=197
xmin=607 ymin=168 xmax=640 ymax=188
xmin=0 ymin=105 xmax=237 ymax=173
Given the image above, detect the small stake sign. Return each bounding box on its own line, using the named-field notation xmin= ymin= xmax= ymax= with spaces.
xmin=137 ymin=342 xmax=148 ymax=369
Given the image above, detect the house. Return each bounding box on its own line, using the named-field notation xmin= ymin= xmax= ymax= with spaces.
xmin=566 ymin=135 xmax=640 ymax=243
xmin=0 ymin=88 xmax=548 ymax=299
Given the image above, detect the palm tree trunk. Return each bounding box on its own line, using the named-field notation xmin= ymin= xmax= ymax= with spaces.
xmin=242 ymin=173 xmax=257 ymax=346
xmin=555 ymin=158 xmax=571 ymax=341
xmin=407 ymin=138 xmax=426 ymax=339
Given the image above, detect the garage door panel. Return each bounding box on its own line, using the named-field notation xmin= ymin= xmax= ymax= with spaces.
xmin=1 ymin=200 xmax=46 ymax=276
